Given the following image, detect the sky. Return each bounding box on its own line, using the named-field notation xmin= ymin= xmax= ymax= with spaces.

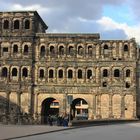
xmin=0 ymin=0 xmax=140 ymax=44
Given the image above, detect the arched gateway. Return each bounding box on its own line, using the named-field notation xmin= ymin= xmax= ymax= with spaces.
xmin=41 ymin=97 xmax=59 ymax=124
xmin=71 ymin=98 xmax=88 ymax=120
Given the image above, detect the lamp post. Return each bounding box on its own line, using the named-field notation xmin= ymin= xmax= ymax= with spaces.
xmin=67 ymin=95 xmax=73 ymax=126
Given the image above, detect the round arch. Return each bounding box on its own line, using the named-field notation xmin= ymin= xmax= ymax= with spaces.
xmin=41 ymin=97 xmax=59 ymax=124
xmin=71 ymin=98 xmax=88 ymax=120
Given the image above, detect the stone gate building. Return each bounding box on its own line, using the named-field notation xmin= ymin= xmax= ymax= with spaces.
xmin=0 ymin=11 xmax=139 ymax=124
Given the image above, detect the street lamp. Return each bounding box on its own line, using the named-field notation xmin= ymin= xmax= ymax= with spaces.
xmin=67 ymin=95 xmax=73 ymax=126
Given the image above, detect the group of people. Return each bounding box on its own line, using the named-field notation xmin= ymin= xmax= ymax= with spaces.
xmin=47 ymin=113 xmax=73 ymax=127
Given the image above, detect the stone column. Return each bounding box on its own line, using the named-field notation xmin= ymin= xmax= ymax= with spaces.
xmin=130 ymin=43 xmax=133 ymax=59
xmin=34 ymin=93 xmax=38 ymax=115
xmin=6 ymin=91 xmax=10 ymax=114
xmin=96 ymin=94 xmax=101 ymax=119
xmin=93 ymin=94 xmax=96 ymax=119
xmin=83 ymin=68 xmax=86 ymax=83
xmin=64 ymin=66 xmax=67 ymax=83
xmin=63 ymin=93 xmax=67 ymax=114
xmin=119 ymin=42 xmax=123 ymax=59
xmin=96 ymin=44 xmax=100 ymax=59
xmin=109 ymin=94 xmax=113 ymax=118
xmin=74 ymin=67 xmax=77 ymax=83
xmin=17 ymin=91 xmax=21 ymax=113
xmin=96 ymin=67 xmax=100 ymax=84
xmin=17 ymin=91 xmax=21 ymax=124
xmin=133 ymin=94 xmax=137 ymax=118
xmin=34 ymin=93 xmax=39 ymax=123
xmin=88 ymin=94 xmax=94 ymax=120
xmin=55 ymin=67 xmax=57 ymax=83
xmin=121 ymin=95 xmax=125 ymax=118
xmin=6 ymin=91 xmax=10 ymax=123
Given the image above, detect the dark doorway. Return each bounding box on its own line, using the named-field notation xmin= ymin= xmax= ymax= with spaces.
xmin=41 ymin=98 xmax=59 ymax=124
xmin=71 ymin=98 xmax=88 ymax=120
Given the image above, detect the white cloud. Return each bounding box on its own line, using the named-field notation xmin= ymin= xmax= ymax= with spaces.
xmin=97 ymin=16 xmax=140 ymax=43
xmin=10 ymin=4 xmax=50 ymax=14
xmin=0 ymin=0 xmax=138 ymax=43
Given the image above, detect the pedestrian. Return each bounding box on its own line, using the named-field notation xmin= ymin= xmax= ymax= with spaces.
xmin=63 ymin=113 xmax=68 ymax=127
xmin=48 ymin=115 xmax=53 ymax=126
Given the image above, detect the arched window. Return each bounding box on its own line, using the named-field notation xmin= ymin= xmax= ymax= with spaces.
xmin=12 ymin=68 xmax=17 ymax=76
xmin=78 ymin=46 xmax=83 ymax=55
xmin=24 ymin=45 xmax=28 ymax=55
xmin=124 ymin=44 xmax=128 ymax=51
xmin=103 ymin=69 xmax=108 ymax=77
xmin=68 ymin=70 xmax=73 ymax=78
xmin=40 ymin=46 xmax=45 ymax=57
xmin=59 ymin=46 xmax=64 ymax=55
xmin=25 ymin=20 xmax=30 ymax=29
xmin=39 ymin=69 xmax=44 ymax=78
xmin=22 ymin=68 xmax=28 ymax=77
xmin=104 ymin=44 xmax=109 ymax=57
xmin=69 ymin=46 xmax=74 ymax=56
xmin=126 ymin=69 xmax=131 ymax=77
xmin=114 ymin=69 xmax=120 ymax=77
xmin=13 ymin=44 xmax=18 ymax=53
xmin=87 ymin=70 xmax=92 ymax=79
xmin=102 ymin=82 xmax=107 ymax=87
xmin=78 ymin=69 xmax=82 ymax=79
xmin=14 ymin=20 xmax=20 ymax=29
xmin=50 ymin=46 xmax=55 ymax=55
xmin=104 ymin=44 xmax=108 ymax=49
xmin=2 ymin=67 xmax=8 ymax=77
xmin=125 ymin=82 xmax=130 ymax=88
xmin=88 ymin=46 xmax=92 ymax=57
xmin=49 ymin=69 xmax=54 ymax=78
xmin=58 ymin=69 xmax=63 ymax=78
xmin=4 ymin=20 xmax=9 ymax=29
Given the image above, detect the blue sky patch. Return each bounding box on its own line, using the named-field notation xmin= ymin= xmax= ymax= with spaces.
xmin=103 ymin=4 xmax=136 ymax=26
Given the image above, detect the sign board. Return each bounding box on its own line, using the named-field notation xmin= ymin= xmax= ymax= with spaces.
xmin=67 ymin=95 xmax=73 ymax=105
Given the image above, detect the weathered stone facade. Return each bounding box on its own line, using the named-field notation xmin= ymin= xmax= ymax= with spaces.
xmin=0 ymin=11 xmax=138 ymax=124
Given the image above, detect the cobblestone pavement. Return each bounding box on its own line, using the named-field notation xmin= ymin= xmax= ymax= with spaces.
xmin=0 ymin=124 xmax=68 ymax=140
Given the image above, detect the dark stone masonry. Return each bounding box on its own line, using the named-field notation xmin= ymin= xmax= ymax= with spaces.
xmin=0 ymin=11 xmax=139 ymax=124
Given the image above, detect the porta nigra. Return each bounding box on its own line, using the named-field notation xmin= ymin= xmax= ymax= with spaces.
xmin=0 ymin=11 xmax=139 ymax=124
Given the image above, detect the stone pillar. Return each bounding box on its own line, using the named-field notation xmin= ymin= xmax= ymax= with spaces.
xmin=6 ymin=91 xmax=10 ymax=114
xmin=121 ymin=95 xmax=125 ymax=118
xmin=88 ymin=94 xmax=94 ymax=120
xmin=130 ymin=42 xmax=133 ymax=59
xmin=55 ymin=67 xmax=57 ymax=83
xmin=96 ymin=94 xmax=101 ymax=119
xmin=119 ymin=42 xmax=123 ymax=59
xmin=64 ymin=66 xmax=67 ymax=83
xmin=109 ymin=94 xmax=113 ymax=118
xmin=63 ymin=93 xmax=67 ymax=114
xmin=74 ymin=67 xmax=77 ymax=83
xmin=17 ymin=91 xmax=21 ymax=116
xmin=6 ymin=91 xmax=10 ymax=123
xmin=28 ymin=86 xmax=33 ymax=115
xmin=93 ymin=94 xmax=96 ymax=119
xmin=96 ymin=44 xmax=100 ymax=59
xmin=17 ymin=91 xmax=21 ymax=124
xmin=34 ymin=93 xmax=38 ymax=115
xmin=96 ymin=67 xmax=100 ymax=84
xmin=83 ymin=68 xmax=86 ymax=83
xmin=133 ymin=94 xmax=137 ymax=118
xmin=34 ymin=93 xmax=39 ymax=123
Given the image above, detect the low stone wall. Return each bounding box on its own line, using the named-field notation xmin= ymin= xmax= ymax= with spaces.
xmin=72 ymin=119 xmax=139 ymax=126
xmin=0 ymin=114 xmax=34 ymax=125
